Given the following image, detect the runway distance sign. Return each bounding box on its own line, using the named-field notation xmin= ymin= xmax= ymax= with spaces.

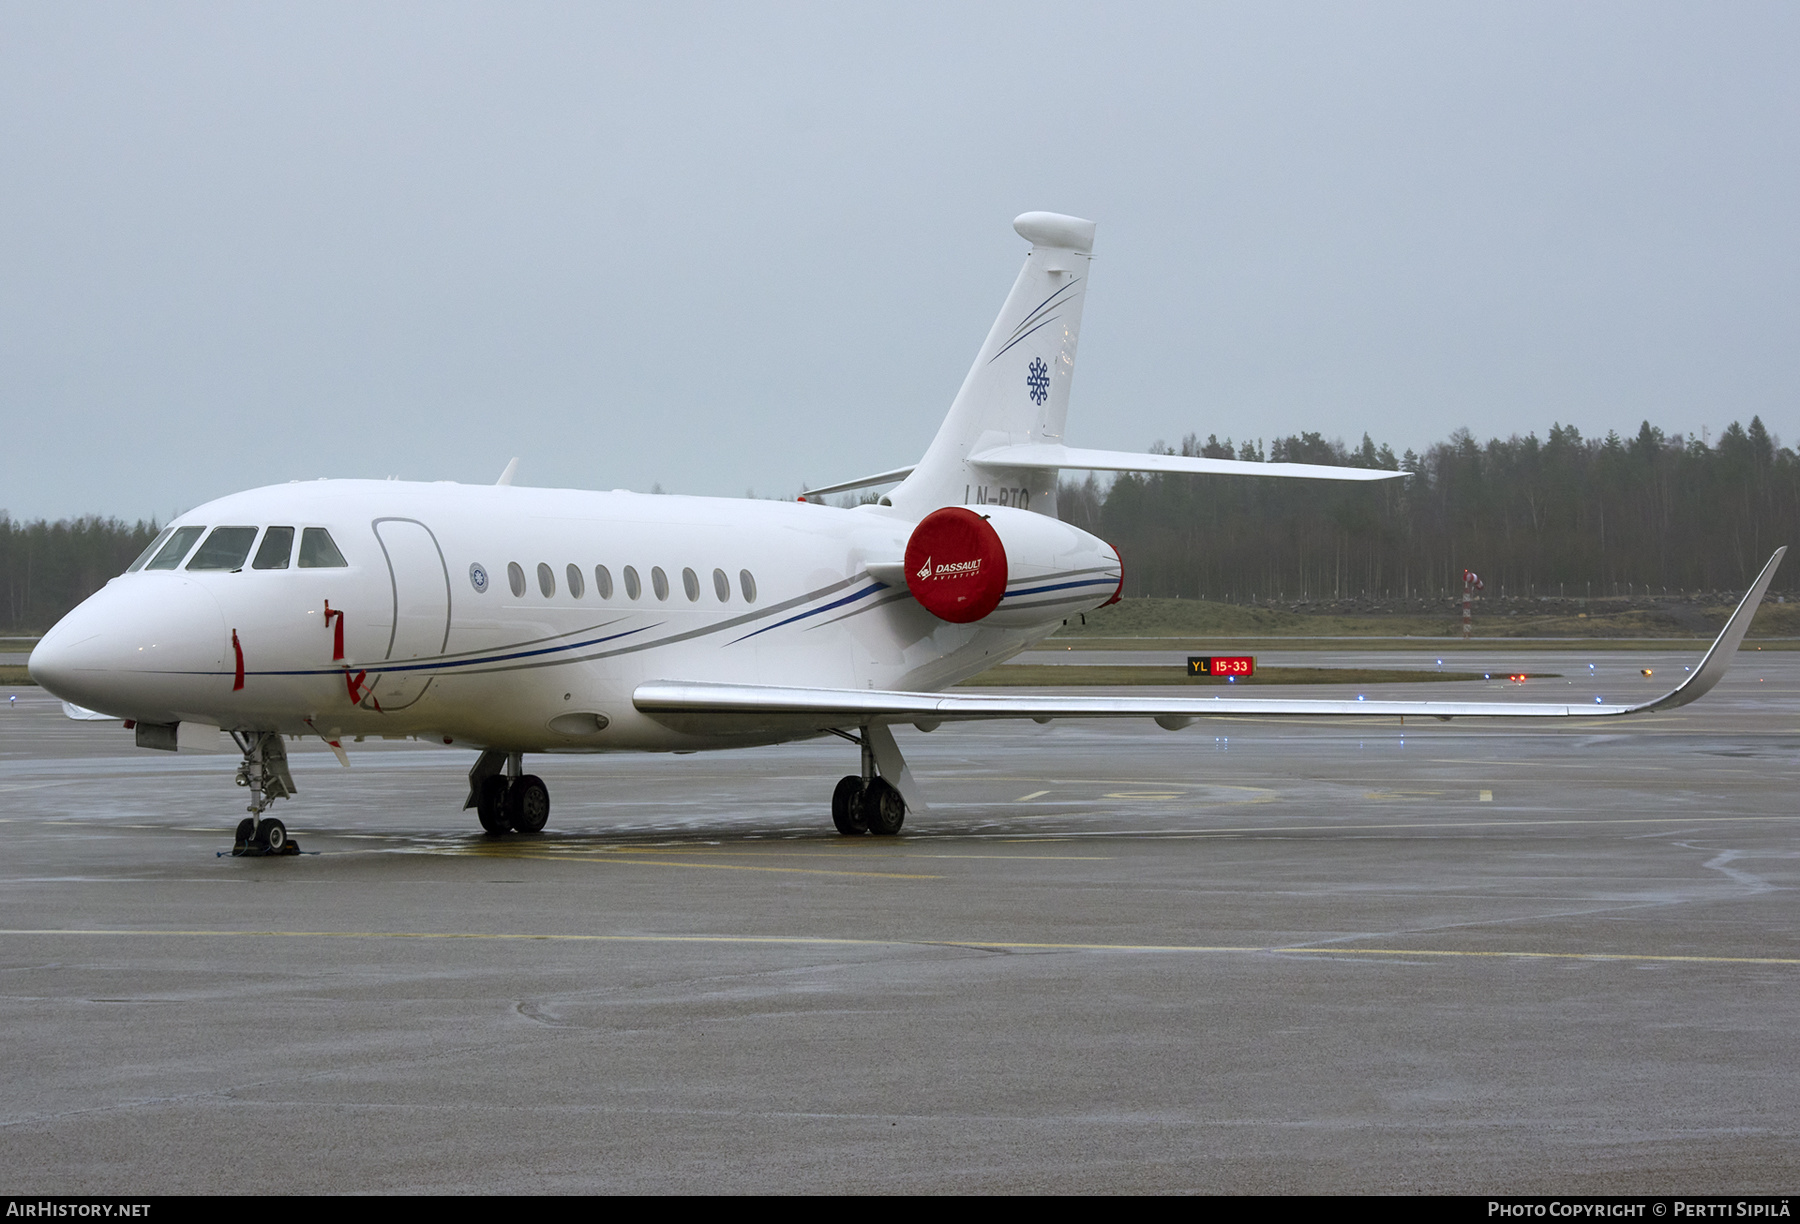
xmin=1188 ymin=655 xmax=1256 ymax=678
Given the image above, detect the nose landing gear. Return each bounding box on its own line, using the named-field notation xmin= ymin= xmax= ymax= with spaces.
xmin=467 ymin=750 xmax=550 ymax=835
xmin=230 ymin=731 xmax=301 ymax=856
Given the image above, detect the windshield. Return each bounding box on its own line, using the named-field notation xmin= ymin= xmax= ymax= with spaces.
xmin=126 ymin=527 xmax=174 ymax=573
xmin=186 ymin=527 xmax=259 ymax=571
xmin=143 ymin=526 xmax=206 ymax=571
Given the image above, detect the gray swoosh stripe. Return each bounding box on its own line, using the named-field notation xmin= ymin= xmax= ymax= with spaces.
xmin=448 ymin=574 xmax=868 ymax=676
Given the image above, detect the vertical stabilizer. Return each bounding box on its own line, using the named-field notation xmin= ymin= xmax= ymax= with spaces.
xmin=890 ymin=212 xmax=1095 ymax=517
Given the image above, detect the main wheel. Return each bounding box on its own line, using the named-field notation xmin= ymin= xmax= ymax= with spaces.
xmin=831 ymin=775 xmax=867 ymax=835
xmin=476 ymin=774 xmax=510 ymax=834
xmin=506 ymin=775 xmax=550 ymax=834
xmin=862 ymin=778 xmax=905 ymax=836
xmin=259 ymin=818 xmax=288 ymax=852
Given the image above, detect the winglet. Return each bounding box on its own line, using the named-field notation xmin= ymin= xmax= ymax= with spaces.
xmin=496 ymin=457 xmax=520 ymax=487
xmin=1632 ymin=547 xmax=1786 ymax=713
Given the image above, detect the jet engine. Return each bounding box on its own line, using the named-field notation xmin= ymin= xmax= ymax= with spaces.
xmin=899 ymin=504 xmax=1121 ymax=628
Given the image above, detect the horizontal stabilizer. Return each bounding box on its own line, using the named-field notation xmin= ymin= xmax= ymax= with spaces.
xmin=968 ymin=443 xmax=1404 ymax=483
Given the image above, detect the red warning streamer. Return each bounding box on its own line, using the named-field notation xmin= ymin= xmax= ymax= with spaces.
xmin=231 ymin=629 xmax=245 ymax=691
xmin=324 ymin=601 xmax=345 ymax=661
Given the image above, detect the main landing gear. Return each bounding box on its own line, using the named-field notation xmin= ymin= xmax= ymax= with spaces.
xmin=230 ymin=731 xmax=301 ymax=856
xmin=828 ymin=725 xmax=913 ymax=836
xmin=467 ymin=750 xmax=550 ymax=835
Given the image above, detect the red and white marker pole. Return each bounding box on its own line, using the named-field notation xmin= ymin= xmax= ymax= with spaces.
xmin=1462 ymin=569 xmax=1484 ymax=639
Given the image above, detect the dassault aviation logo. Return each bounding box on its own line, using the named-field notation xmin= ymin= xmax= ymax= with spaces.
xmin=916 ymin=555 xmax=983 ymax=581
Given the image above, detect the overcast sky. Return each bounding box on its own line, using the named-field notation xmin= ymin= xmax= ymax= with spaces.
xmin=3 ymin=2 xmax=1796 ymax=522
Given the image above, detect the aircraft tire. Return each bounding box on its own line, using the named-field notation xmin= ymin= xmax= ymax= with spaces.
xmin=831 ymin=775 xmax=867 ymax=835
xmin=507 ymin=775 xmax=550 ymax=834
xmin=476 ymin=775 xmax=510 ymax=834
xmin=234 ymin=817 xmax=255 ymax=848
xmin=260 ymin=818 xmax=287 ymax=853
xmin=862 ymin=778 xmax=905 ymax=836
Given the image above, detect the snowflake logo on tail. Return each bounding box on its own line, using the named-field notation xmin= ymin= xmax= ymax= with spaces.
xmin=1026 ymin=357 xmax=1050 ymax=406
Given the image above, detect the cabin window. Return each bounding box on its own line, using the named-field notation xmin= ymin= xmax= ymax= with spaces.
xmin=298 ymin=528 xmax=349 ymax=568
xmin=537 ymin=563 xmax=555 ymax=597
xmin=623 ymin=566 xmax=641 ymax=600
xmin=739 ymin=569 xmax=757 ymax=603
xmin=127 ymin=527 xmax=175 ymax=573
xmin=651 ymin=566 xmax=670 ymax=601
xmin=713 ymin=568 xmax=730 ymax=602
xmin=252 ymin=527 xmax=294 ymax=570
xmin=566 ymin=564 xmax=585 ymax=599
xmin=186 ymin=527 xmax=258 ymax=571
xmin=595 ymin=565 xmax=614 ymax=600
xmin=681 ymin=567 xmax=700 ymax=601
xmin=507 ymin=562 xmax=526 ymax=597
xmin=144 ymin=526 xmax=205 ymax=570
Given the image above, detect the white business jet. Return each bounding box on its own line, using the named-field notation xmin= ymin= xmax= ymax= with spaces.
xmin=28 ymin=212 xmax=1787 ymax=856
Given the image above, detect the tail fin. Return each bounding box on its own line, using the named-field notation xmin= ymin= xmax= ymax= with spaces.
xmin=890 ymin=212 xmax=1095 ymax=517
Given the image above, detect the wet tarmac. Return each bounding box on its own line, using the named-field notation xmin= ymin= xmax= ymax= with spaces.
xmin=1 ymin=648 xmax=1796 ymax=1193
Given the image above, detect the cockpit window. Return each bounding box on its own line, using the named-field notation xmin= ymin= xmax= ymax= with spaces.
xmin=298 ymin=528 xmax=348 ymax=568
xmin=127 ymin=527 xmax=175 ymax=573
xmin=186 ymin=527 xmax=259 ymax=571
xmin=144 ymin=526 xmax=206 ymax=571
xmin=252 ymin=526 xmax=294 ymax=570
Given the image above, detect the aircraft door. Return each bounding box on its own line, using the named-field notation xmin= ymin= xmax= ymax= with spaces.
xmin=370 ymin=518 xmax=451 ymax=710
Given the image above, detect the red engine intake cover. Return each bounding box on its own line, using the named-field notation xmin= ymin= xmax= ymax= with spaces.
xmin=904 ymin=507 xmax=1008 ymax=623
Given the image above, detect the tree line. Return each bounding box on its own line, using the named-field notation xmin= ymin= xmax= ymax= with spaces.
xmin=1056 ymin=417 xmax=1798 ymax=603
xmin=3 ymin=416 xmax=1795 ymax=632
xmin=0 ymin=516 xmax=162 ymax=634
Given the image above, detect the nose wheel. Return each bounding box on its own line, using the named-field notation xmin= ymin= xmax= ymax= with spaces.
xmin=229 ymin=732 xmax=301 ymax=857
xmin=233 ymin=815 xmax=297 ymax=856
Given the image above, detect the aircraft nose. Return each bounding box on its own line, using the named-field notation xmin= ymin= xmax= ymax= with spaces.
xmin=30 ymin=577 xmax=227 ymax=719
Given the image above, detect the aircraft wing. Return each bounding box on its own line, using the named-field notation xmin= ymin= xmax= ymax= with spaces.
xmin=966 ymin=443 xmax=1405 ymax=483
xmin=636 ymin=548 xmax=1785 ymax=735
xmin=802 ymin=465 xmax=917 ymax=498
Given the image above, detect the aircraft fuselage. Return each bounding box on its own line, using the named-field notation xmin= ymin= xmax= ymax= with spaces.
xmin=31 ymin=479 xmax=1121 ymax=754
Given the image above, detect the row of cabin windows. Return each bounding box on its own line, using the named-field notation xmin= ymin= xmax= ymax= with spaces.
xmin=129 ymin=525 xmax=349 ymax=573
xmin=504 ymin=562 xmax=757 ymax=606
